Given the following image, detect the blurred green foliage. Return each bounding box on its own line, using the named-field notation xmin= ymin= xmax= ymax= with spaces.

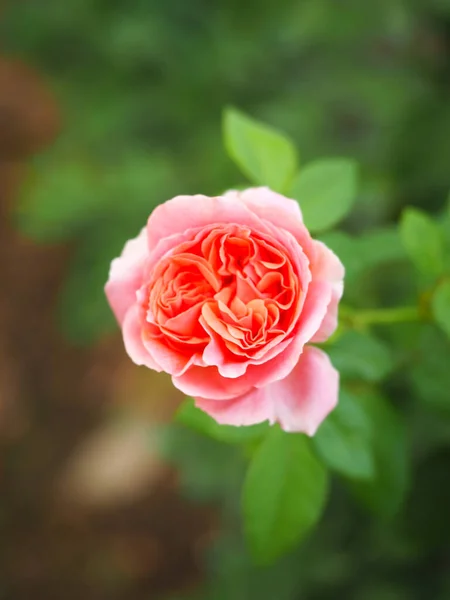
xmin=4 ymin=0 xmax=450 ymax=598
xmin=5 ymin=0 xmax=450 ymax=344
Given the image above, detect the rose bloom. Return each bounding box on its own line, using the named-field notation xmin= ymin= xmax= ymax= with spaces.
xmin=105 ymin=188 xmax=344 ymax=434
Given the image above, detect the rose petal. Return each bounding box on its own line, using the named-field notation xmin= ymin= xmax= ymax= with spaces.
xmin=311 ymin=240 xmax=345 ymax=284
xmin=195 ymin=346 xmax=338 ymax=435
xmin=172 ymin=365 xmax=254 ymax=400
xmin=195 ymin=386 xmax=275 ymax=427
xmin=311 ymin=282 xmax=343 ymax=343
xmin=310 ymin=241 xmax=345 ymax=343
xmin=122 ymin=305 xmax=162 ymax=372
xmin=147 ymin=194 xmax=271 ymax=252
xmin=226 ymin=186 xmax=303 ymax=226
xmin=142 ymin=335 xmax=202 ymax=377
xmin=105 ymin=228 xmax=148 ymax=325
xmin=242 ymin=280 xmax=332 ymax=388
xmin=227 ymin=187 xmax=317 ymax=260
xmin=273 ymin=346 xmax=339 ymax=434
xmin=182 ymin=280 xmax=332 ymax=398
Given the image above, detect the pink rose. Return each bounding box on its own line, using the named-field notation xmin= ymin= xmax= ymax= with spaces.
xmin=105 ymin=188 xmax=344 ymax=434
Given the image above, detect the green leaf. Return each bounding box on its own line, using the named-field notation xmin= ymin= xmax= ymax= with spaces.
xmin=431 ymin=279 xmax=450 ymax=339
xmin=176 ymin=397 xmax=269 ymax=445
xmin=223 ymin=107 xmax=298 ymax=193
xmin=350 ymin=392 xmax=409 ymax=518
xmin=290 ymin=158 xmax=358 ymax=233
xmin=399 ymin=208 xmax=444 ymax=279
xmin=326 ymin=330 xmax=394 ymax=382
xmin=242 ymin=426 xmax=328 ymax=564
xmin=313 ymin=390 xmax=375 ymax=480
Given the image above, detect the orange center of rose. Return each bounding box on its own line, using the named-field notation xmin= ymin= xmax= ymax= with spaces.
xmin=141 ymin=225 xmax=300 ymax=360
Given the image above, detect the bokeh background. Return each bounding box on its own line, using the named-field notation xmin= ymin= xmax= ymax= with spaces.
xmin=1 ymin=1 xmax=450 ymax=599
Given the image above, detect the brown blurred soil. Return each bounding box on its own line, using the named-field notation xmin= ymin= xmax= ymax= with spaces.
xmin=0 ymin=57 xmax=215 ymax=600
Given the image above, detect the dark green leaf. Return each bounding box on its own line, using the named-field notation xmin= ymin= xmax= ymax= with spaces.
xmin=243 ymin=426 xmax=328 ymax=564
xmin=313 ymin=390 xmax=375 ymax=480
xmin=290 ymin=158 xmax=358 ymax=233
xmin=350 ymin=392 xmax=409 ymax=517
xmin=223 ymin=107 xmax=298 ymax=193
xmin=176 ymin=397 xmax=269 ymax=445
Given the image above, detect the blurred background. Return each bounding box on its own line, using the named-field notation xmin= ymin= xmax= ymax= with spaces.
xmin=1 ymin=1 xmax=450 ymax=599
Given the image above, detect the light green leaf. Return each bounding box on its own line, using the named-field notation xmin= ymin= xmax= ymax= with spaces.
xmin=350 ymin=392 xmax=409 ymax=518
xmin=431 ymin=279 xmax=450 ymax=339
xmin=290 ymin=158 xmax=358 ymax=233
xmin=242 ymin=426 xmax=328 ymax=564
xmin=313 ymin=390 xmax=375 ymax=480
xmin=400 ymin=207 xmax=444 ymax=279
xmin=176 ymin=397 xmax=269 ymax=445
xmin=326 ymin=330 xmax=394 ymax=382
xmin=223 ymin=107 xmax=298 ymax=193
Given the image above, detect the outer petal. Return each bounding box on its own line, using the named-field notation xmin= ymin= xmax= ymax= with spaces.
xmin=228 ymin=187 xmax=316 ymax=260
xmin=122 ymin=305 xmax=162 ymax=372
xmin=195 ymin=346 xmax=339 ymax=435
xmin=142 ymin=335 xmax=203 ymax=377
xmin=311 ymin=240 xmax=345 ymax=284
xmin=172 ymin=365 xmax=254 ymax=400
xmin=311 ymin=282 xmax=343 ymax=343
xmin=310 ymin=241 xmax=345 ymax=343
xmin=147 ymin=194 xmax=271 ymax=252
xmin=105 ymin=228 xmax=148 ymax=325
xmin=195 ymin=384 xmax=275 ymax=427
xmin=273 ymin=346 xmax=339 ymax=434
xmin=226 ymin=186 xmax=303 ymax=224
